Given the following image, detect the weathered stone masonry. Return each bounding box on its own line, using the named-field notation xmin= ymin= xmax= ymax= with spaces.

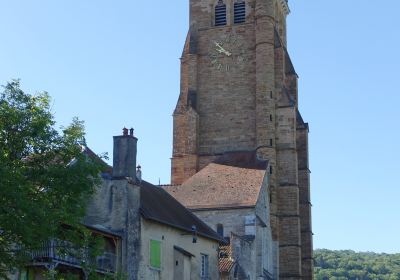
xmin=171 ymin=0 xmax=313 ymax=279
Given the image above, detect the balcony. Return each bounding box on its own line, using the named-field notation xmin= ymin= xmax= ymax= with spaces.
xmin=28 ymin=239 xmax=116 ymax=273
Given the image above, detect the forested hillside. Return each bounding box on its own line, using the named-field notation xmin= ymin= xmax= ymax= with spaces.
xmin=314 ymin=249 xmax=400 ymax=280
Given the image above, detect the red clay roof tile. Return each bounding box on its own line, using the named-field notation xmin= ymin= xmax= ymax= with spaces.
xmin=164 ymin=163 xmax=266 ymax=209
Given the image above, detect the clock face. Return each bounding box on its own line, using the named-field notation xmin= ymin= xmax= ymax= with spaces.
xmin=208 ymin=33 xmax=246 ymax=72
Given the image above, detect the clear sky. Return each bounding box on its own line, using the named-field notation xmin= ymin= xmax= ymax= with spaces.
xmin=1 ymin=0 xmax=399 ymax=254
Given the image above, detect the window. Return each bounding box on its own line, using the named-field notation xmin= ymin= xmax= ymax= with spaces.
xmin=150 ymin=239 xmax=161 ymax=269
xmin=216 ymin=223 xmax=224 ymax=237
xmin=215 ymin=0 xmax=227 ymax=26
xmin=270 ymin=165 xmax=273 ymax=175
xmin=245 ymin=215 xmax=256 ymax=235
xmin=234 ymin=1 xmax=246 ymax=24
xmin=201 ymin=254 xmax=209 ymax=278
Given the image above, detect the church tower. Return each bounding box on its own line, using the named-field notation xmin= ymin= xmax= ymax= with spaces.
xmin=171 ymin=0 xmax=313 ymax=279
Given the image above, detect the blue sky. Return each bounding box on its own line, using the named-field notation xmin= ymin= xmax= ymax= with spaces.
xmin=1 ymin=0 xmax=399 ymax=253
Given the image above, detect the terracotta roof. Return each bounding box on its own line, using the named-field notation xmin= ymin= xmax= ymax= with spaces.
xmin=219 ymin=258 xmax=235 ymax=273
xmin=164 ymin=163 xmax=266 ymax=210
xmin=140 ymin=180 xmax=223 ymax=242
xmin=219 ymin=244 xmax=232 ymax=257
xmin=219 ymin=244 xmax=235 ymax=273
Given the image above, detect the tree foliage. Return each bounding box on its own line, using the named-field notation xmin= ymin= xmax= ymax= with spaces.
xmin=314 ymin=249 xmax=400 ymax=280
xmin=0 ymin=80 xmax=103 ymax=277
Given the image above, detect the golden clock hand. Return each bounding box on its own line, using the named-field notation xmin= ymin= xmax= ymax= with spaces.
xmin=220 ymin=48 xmax=232 ymax=57
xmin=216 ymin=47 xmax=225 ymax=54
xmin=214 ymin=41 xmax=222 ymax=48
xmin=214 ymin=42 xmax=232 ymax=57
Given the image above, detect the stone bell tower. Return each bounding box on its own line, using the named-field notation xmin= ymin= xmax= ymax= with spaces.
xmin=171 ymin=0 xmax=313 ymax=279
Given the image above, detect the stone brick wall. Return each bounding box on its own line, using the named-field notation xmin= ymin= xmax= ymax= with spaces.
xmin=297 ymin=126 xmax=313 ymax=279
xmin=191 ymin=180 xmax=277 ymax=278
xmin=84 ymin=179 xmax=141 ymax=280
xmin=197 ymin=26 xmax=257 ymax=155
xmin=172 ymin=0 xmax=313 ymax=278
xmin=193 ymin=207 xmax=254 ymax=237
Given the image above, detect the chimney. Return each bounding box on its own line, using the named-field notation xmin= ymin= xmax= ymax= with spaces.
xmin=113 ymin=127 xmax=138 ymax=180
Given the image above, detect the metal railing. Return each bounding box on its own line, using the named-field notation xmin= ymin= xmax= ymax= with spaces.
xmin=29 ymin=239 xmax=116 ymax=273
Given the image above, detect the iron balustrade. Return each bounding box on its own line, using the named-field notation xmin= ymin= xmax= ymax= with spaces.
xmin=28 ymin=239 xmax=116 ymax=273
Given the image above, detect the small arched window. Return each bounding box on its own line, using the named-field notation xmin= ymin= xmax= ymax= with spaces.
xmin=215 ymin=0 xmax=227 ymax=26
xmin=234 ymin=1 xmax=246 ymax=24
xmin=217 ymin=223 xmax=224 ymax=237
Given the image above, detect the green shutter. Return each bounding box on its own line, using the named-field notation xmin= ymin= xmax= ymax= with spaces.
xmin=150 ymin=240 xmax=161 ymax=269
xmin=19 ymin=269 xmax=27 ymax=280
xmin=27 ymin=269 xmax=34 ymax=280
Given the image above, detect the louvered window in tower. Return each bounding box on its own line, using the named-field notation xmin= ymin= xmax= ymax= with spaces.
xmin=215 ymin=1 xmax=227 ymax=26
xmin=234 ymin=1 xmax=246 ymax=24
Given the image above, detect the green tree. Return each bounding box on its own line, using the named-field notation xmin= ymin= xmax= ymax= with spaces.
xmin=0 ymin=80 xmax=103 ymax=278
xmin=314 ymin=249 xmax=400 ymax=280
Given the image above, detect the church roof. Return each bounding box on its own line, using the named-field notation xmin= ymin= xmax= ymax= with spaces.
xmin=296 ymin=109 xmax=309 ymax=131
xmin=164 ymin=163 xmax=266 ymax=210
xmin=285 ymin=48 xmax=297 ymax=76
xmin=274 ymin=28 xmax=298 ymax=77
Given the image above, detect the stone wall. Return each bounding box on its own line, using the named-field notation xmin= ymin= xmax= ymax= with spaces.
xmin=84 ymin=179 xmax=141 ymax=280
xmin=172 ymin=0 xmax=313 ymax=278
xmin=193 ymin=207 xmax=254 ymax=238
xmin=297 ymin=125 xmax=313 ymax=279
xmin=191 ymin=180 xmax=277 ymax=278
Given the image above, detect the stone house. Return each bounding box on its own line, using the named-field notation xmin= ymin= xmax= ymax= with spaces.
xmin=14 ymin=225 xmax=122 ymax=280
xmin=165 ymin=152 xmax=278 ymax=279
xmin=15 ymin=129 xmax=223 ymax=280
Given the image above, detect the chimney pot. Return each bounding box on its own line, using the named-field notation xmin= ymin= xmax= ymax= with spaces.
xmin=136 ymin=165 xmax=142 ymax=183
xmin=123 ymin=127 xmax=128 ymax=136
xmin=130 ymin=128 xmax=134 ymax=136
